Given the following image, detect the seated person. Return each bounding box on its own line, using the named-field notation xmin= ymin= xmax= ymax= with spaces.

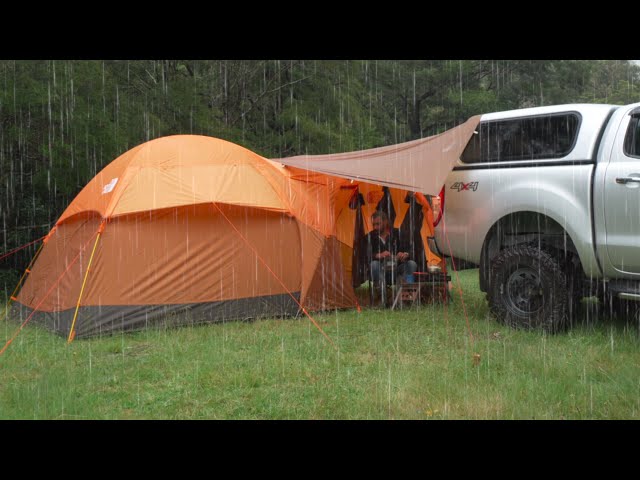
xmin=365 ymin=211 xmax=417 ymax=289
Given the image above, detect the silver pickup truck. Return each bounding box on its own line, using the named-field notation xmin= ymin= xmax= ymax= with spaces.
xmin=433 ymin=102 xmax=640 ymax=332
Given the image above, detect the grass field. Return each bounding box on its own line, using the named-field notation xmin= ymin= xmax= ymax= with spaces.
xmin=2 ymin=268 xmax=640 ymax=419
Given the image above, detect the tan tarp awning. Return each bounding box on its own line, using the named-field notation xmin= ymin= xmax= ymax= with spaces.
xmin=272 ymin=115 xmax=481 ymax=195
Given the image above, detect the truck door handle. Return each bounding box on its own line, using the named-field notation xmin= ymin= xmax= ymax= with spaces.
xmin=615 ymin=177 xmax=640 ymax=184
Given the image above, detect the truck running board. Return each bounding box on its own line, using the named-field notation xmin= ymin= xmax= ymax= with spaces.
xmin=618 ymin=293 xmax=640 ymax=302
xmin=602 ymin=279 xmax=640 ymax=301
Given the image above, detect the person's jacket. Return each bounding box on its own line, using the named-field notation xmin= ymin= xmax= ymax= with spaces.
xmin=364 ymin=228 xmax=409 ymax=263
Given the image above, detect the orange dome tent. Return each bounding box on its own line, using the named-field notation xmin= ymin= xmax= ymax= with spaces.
xmin=13 ymin=136 xmax=354 ymax=338
xmin=10 ymin=125 xmax=475 ymax=339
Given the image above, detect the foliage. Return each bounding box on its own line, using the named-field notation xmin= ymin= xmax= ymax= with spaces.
xmin=1 ymin=60 xmax=639 ymax=280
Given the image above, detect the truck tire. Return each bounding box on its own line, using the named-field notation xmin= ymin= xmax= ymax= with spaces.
xmin=488 ymin=245 xmax=569 ymax=333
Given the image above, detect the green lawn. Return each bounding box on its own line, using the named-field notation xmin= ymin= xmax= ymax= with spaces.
xmin=2 ymin=269 xmax=640 ymax=419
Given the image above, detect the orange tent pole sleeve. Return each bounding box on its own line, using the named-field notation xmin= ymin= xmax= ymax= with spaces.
xmin=43 ymin=226 xmax=57 ymax=243
xmin=67 ymin=222 xmax=105 ymax=344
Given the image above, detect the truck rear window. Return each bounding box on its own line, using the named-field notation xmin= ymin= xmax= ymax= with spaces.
xmin=461 ymin=113 xmax=581 ymax=163
xmin=624 ymin=114 xmax=640 ymax=158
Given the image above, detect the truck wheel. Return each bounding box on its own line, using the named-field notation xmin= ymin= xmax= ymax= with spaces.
xmin=488 ymin=245 xmax=568 ymax=333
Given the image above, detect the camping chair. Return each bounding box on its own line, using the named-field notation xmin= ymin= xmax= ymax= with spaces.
xmin=391 ymin=198 xmax=452 ymax=309
xmin=367 ymin=260 xmax=398 ymax=308
xmin=359 ymin=260 xmax=387 ymax=308
xmin=390 ymin=267 xmax=452 ymax=310
xmin=356 ymin=227 xmax=396 ymax=308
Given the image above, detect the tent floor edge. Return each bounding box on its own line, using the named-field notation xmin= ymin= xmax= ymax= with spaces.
xmin=8 ymin=292 xmax=302 ymax=339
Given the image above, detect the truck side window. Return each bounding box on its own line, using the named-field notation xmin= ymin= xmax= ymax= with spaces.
xmin=623 ymin=115 xmax=640 ymax=158
xmin=461 ymin=113 xmax=580 ymax=163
